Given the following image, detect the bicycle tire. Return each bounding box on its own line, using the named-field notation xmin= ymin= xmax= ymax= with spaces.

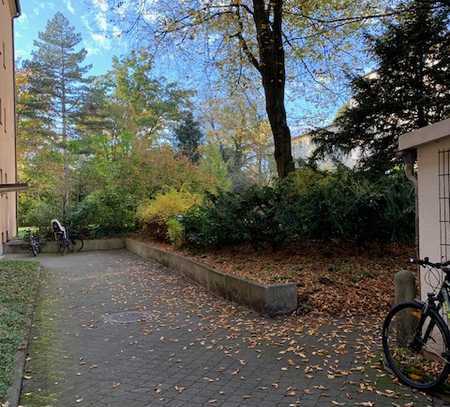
xmin=70 ymin=238 xmax=84 ymax=252
xmin=57 ymin=240 xmax=66 ymax=255
xmin=382 ymin=301 xmax=450 ymax=390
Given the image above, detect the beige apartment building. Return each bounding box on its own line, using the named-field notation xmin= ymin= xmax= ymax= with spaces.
xmin=0 ymin=0 xmax=21 ymax=254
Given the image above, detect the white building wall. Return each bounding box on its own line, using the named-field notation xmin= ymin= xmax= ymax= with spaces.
xmin=417 ymin=137 xmax=450 ymax=301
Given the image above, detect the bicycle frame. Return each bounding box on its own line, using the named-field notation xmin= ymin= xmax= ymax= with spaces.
xmin=411 ymin=277 xmax=450 ymax=363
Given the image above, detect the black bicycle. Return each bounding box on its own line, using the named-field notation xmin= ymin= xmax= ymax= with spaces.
xmin=52 ymin=220 xmax=84 ymax=255
xmin=24 ymin=229 xmax=41 ymax=257
xmin=55 ymin=229 xmax=84 ymax=255
xmin=382 ymin=257 xmax=450 ymax=390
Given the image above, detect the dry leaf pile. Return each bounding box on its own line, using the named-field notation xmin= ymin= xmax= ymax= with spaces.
xmin=138 ymin=237 xmax=416 ymax=319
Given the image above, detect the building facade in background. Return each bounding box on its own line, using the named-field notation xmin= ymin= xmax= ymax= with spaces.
xmin=0 ymin=0 xmax=21 ymax=254
xmin=291 ymin=130 xmax=358 ymax=169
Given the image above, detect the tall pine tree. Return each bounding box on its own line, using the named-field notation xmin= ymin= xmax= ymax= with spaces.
xmin=312 ymin=0 xmax=449 ymax=174
xmin=174 ymin=111 xmax=203 ymax=163
xmin=25 ymin=12 xmax=92 ymax=217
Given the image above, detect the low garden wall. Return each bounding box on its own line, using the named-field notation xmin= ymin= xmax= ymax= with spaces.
xmin=5 ymin=238 xmax=125 ymax=254
xmin=125 ymin=238 xmax=298 ymax=316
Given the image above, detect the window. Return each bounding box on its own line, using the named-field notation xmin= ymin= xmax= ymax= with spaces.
xmin=439 ymin=149 xmax=450 ymax=261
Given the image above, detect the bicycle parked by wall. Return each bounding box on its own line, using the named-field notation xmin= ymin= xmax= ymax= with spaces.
xmin=382 ymin=257 xmax=450 ymax=390
xmin=24 ymin=229 xmax=41 ymax=257
xmin=51 ymin=219 xmax=84 ymax=255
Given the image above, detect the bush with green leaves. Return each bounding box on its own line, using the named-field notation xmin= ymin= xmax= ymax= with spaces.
xmin=182 ymin=168 xmax=415 ymax=248
xmin=18 ymin=199 xmax=62 ymax=229
xmin=182 ymin=186 xmax=288 ymax=249
xmin=285 ymin=168 xmax=415 ymax=243
xmin=167 ymin=217 xmax=185 ymax=246
xmin=68 ymin=188 xmax=137 ymax=237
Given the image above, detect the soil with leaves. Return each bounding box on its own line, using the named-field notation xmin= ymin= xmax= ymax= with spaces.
xmin=141 ymin=239 xmax=417 ymax=319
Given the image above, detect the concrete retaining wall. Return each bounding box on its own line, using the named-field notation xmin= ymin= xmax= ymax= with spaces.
xmin=125 ymin=238 xmax=297 ymax=316
xmin=5 ymin=238 xmax=125 ymax=254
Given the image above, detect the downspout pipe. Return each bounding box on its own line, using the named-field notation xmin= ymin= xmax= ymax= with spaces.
xmin=399 ymin=149 xmax=419 ymax=259
xmin=404 ymin=161 xmax=417 ymax=189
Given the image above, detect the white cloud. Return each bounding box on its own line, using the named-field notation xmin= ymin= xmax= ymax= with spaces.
xmin=16 ymin=12 xmax=29 ymax=26
xmin=142 ymin=1 xmax=161 ymax=23
xmin=15 ymin=49 xmax=29 ymax=60
xmin=92 ymin=0 xmax=108 ymax=13
xmin=66 ymin=0 xmax=75 ymax=14
xmin=81 ymin=13 xmax=111 ymax=52
xmin=81 ymin=15 xmax=93 ymax=31
xmin=81 ymin=0 xmax=129 ymax=54
xmin=112 ymin=26 xmax=122 ymax=39
xmin=84 ymin=42 xmax=101 ymax=56
xmin=91 ymin=32 xmax=111 ymax=50
xmin=142 ymin=10 xmax=159 ymax=23
xmin=91 ymin=0 xmax=109 ymax=31
xmin=96 ymin=13 xmax=108 ymax=31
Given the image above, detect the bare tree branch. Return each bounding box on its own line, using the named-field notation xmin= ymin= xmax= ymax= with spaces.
xmin=231 ymin=8 xmax=262 ymax=73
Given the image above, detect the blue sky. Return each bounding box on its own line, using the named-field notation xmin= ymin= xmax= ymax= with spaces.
xmin=14 ymin=0 xmax=220 ymax=104
xmin=15 ymin=0 xmax=127 ymax=75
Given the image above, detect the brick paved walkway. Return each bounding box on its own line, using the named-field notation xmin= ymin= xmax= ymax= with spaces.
xmin=19 ymin=250 xmax=435 ymax=406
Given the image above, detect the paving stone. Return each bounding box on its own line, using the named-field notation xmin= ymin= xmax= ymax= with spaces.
xmin=16 ymin=250 xmax=434 ymax=406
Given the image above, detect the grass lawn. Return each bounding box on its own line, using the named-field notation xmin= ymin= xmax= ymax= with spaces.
xmin=0 ymin=260 xmax=39 ymax=401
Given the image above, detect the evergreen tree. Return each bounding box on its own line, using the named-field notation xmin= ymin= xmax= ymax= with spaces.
xmin=25 ymin=12 xmax=92 ymax=217
xmin=174 ymin=111 xmax=203 ymax=162
xmin=312 ymin=0 xmax=450 ymax=174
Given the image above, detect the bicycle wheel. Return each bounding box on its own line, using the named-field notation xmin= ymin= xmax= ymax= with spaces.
xmin=57 ymin=240 xmax=66 ymax=255
xmin=382 ymin=301 xmax=450 ymax=389
xmin=71 ymin=238 xmax=84 ymax=252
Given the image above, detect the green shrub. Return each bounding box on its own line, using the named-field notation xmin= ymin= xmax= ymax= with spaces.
xmin=167 ymin=218 xmax=185 ymax=246
xmin=18 ymin=199 xmax=61 ymax=228
xmin=279 ymin=167 xmax=415 ymax=243
xmin=182 ymin=186 xmax=287 ymax=249
xmin=279 ymin=168 xmax=385 ymax=242
xmin=137 ymin=190 xmax=201 ymax=241
xmin=182 ymin=168 xmax=415 ymax=248
xmin=68 ymin=188 xmax=136 ymax=237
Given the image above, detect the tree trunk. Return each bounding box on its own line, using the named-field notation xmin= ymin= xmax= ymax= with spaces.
xmin=262 ymin=79 xmax=295 ymax=177
xmin=61 ymin=44 xmax=69 ymax=220
xmin=252 ymin=0 xmax=295 ymax=178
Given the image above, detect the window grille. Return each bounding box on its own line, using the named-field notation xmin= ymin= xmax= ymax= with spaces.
xmin=439 ymin=150 xmax=450 ymax=261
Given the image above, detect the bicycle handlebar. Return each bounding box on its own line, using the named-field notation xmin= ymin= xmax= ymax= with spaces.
xmin=411 ymin=257 xmax=450 ymax=268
